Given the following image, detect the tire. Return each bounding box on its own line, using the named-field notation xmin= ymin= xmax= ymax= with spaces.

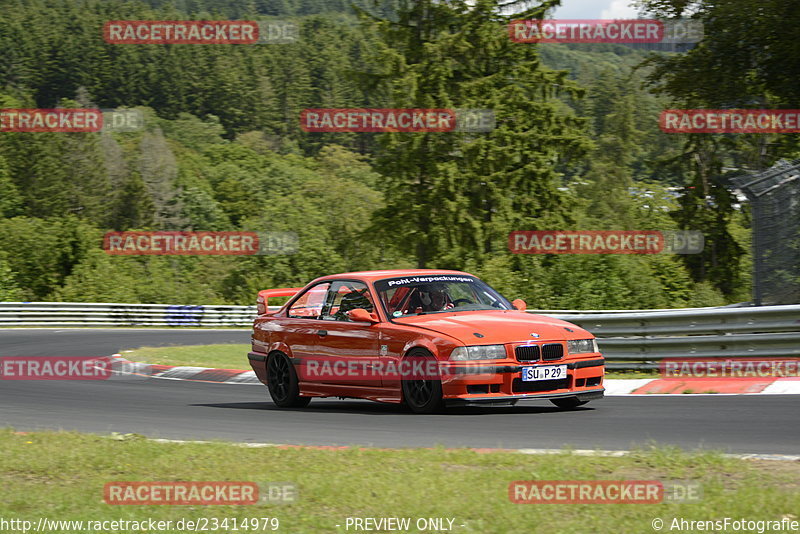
xmin=401 ymin=349 xmax=445 ymax=414
xmin=550 ymin=397 xmax=589 ymax=409
xmin=267 ymin=352 xmax=311 ymax=408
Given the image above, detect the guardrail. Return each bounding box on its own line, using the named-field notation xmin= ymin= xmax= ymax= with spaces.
xmin=550 ymin=305 xmax=800 ymax=369
xmin=2 ymin=301 xmax=799 ymax=369
xmin=0 ymin=302 xmax=256 ymax=328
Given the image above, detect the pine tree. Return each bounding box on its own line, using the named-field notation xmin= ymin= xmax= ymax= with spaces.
xmin=137 ymin=128 xmax=186 ymax=229
xmin=365 ymin=0 xmax=590 ymax=268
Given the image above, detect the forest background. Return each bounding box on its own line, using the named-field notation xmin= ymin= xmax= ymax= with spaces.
xmin=1 ymin=0 xmax=797 ymax=309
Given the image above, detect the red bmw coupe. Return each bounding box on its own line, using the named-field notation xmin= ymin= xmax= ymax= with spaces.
xmin=248 ymin=270 xmax=604 ymax=413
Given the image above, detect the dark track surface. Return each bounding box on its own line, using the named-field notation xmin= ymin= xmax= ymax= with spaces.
xmin=0 ymin=327 xmax=250 ymax=356
xmin=1 ymin=329 xmax=798 ymax=454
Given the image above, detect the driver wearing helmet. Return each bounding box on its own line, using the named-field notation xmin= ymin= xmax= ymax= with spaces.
xmin=418 ymin=283 xmax=454 ymax=312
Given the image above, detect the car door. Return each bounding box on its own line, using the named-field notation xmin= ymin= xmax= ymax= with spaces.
xmin=314 ymin=280 xmax=382 ymax=387
xmin=278 ymin=282 xmax=332 ymax=381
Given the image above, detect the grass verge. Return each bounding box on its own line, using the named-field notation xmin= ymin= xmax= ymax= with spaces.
xmin=123 ymin=344 xmax=251 ymax=370
xmin=1 ymin=429 xmax=798 ymax=534
xmin=603 ymin=369 xmax=660 ymax=379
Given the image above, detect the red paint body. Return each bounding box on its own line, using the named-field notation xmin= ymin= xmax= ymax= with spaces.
xmin=248 ymin=270 xmax=604 ymax=407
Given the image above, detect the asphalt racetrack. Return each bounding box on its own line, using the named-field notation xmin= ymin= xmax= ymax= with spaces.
xmin=1 ymin=329 xmax=798 ymax=455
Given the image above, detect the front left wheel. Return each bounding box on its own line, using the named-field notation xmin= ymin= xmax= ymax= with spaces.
xmin=267 ymin=352 xmax=311 ymax=408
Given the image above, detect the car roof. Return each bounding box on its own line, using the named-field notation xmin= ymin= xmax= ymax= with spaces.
xmin=310 ymin=269 xmax=475 ymax=284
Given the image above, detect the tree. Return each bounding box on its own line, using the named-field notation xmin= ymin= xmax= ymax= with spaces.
xmin=365 ymin=0 xmax=590 ymax=268
xmin=0 ymin=217 xmax=100 ymax=300
xmin=137 ymin=128 xmax=186 ymax=229
xmin=635 ymin=0 xmax=800 ymax=297
xmin=0 ymin=156 xmax=22 ymax=218
xmin=577 ymin=74 xmax=644 ymax=227
xmin=0 ymin=253 xmax=21 ymax=301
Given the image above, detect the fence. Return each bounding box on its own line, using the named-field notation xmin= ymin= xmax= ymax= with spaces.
xmin=554 ymin=304 xmax=800 ymax=369
xmin=1 ymin=302 xmax=798 ymax=369
xmin=730 ymin=159 xmax=800 ymax=305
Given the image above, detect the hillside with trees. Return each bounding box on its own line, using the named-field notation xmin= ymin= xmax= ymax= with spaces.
xmin=2 ymin=0 xmax=794 ymax=308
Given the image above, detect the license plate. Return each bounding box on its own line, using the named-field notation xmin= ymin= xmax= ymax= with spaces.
xmin=521 ymin=365 xmax=567 ymax=381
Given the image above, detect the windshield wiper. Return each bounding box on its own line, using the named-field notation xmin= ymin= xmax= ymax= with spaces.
xmin=395 ymin=310 xmax=450 ymax=317
xmin=397 ymin=306 xmax=497 ymax=317
xmin=421 ymin=307 xmax=495 ymax=315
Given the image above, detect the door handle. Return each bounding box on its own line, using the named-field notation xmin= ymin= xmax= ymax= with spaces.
xmin=317 ymin=330 xmax=328 ymax=337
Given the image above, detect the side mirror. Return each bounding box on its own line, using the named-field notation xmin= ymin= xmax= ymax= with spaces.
xmin=346 ymin=308 xmax=379 ymax=323
xmin=512 ymin=299 xmax=527 ymax=311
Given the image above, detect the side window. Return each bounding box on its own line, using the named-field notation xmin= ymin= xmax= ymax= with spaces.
xmin=287 ymin=283 xmax=330 ymax=319
xmin=383 ymin=286 xmax=410 ymax=315
xmin=322 ymin=281 xmax=375 ymax=321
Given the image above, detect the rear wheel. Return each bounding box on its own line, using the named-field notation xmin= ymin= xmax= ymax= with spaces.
xmin=267 ymin=352 xmax=310 ymax=408
xmin=550 ymin=397 xmax=589 ymax=409
xmin=401 ymin=349 xmax=445 ymax=414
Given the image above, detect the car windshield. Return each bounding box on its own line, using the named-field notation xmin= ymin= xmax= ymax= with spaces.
xmin=374 ymin=275 xmax=512 ymax=318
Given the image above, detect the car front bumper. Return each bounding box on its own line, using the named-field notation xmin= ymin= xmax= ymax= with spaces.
xmin=444 ymin=388 xmax=604 ymax=406
xmin=439 ymin=356 xmax=605 ymax=402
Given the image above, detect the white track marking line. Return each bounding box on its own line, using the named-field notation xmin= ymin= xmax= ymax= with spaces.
xmin=761 ymin=378 xmax=800 ymax=394
xmin=603 ymin=378 xmax=656 ymax=395
xmin=142 ymin=438 xmax=800 ymax=461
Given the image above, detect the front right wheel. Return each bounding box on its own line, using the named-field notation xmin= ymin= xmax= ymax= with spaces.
xmin=401 ymin=349 xmax=445 ymax=414
xmin=267 ymin=352 xmax=310 ymax=408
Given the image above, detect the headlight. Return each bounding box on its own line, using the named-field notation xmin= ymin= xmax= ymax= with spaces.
xmin=449 ymin=345 xmax=507 ymax=361
xmin=567 ymin=338 xmax=598 ymax=355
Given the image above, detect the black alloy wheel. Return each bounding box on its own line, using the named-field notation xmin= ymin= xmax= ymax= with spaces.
xmin=267 ymin=352 xmax=311 ymax=408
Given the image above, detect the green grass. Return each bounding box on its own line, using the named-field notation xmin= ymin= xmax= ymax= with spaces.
xmin=603 ymin=369 xmax=659 ymax=379
xmin=126 ymin=345 xmax=660 ymax=380
xmin=123 ymin=344 xmax=251 ymax=369
xmin=1 ymin=429 xmax=798 ymax=533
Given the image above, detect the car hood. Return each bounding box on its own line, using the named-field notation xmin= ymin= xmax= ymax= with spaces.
xmin=396 ymin=310 xmax=591 ymax=345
